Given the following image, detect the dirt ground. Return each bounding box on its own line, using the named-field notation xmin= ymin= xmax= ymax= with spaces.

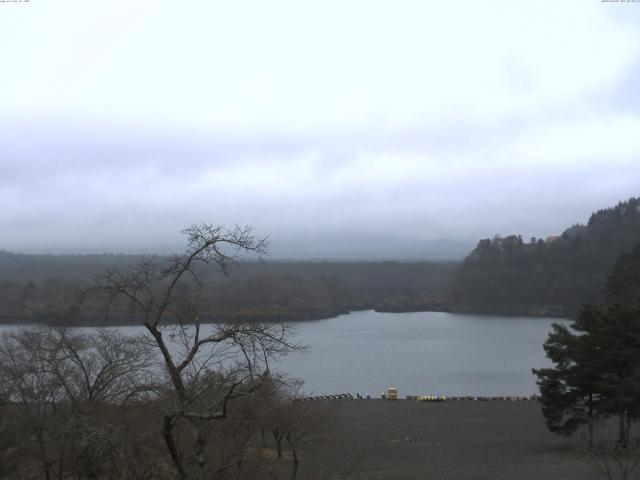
xmin=312 ymin=399 xmax=605 ymax=480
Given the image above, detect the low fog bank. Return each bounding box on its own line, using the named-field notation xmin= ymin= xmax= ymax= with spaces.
xmin=3 ymin=235 xmax=475 ymax=262
xmin=266 ymin=235 xmax=474 ymax=261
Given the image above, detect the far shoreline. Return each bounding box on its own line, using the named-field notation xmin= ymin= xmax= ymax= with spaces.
xmin=0 ymin=306 xmax=574 ymax=327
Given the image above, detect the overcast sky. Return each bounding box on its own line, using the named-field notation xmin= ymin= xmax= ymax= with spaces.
xmin=1 ymin=1 xmax=639 ymax=257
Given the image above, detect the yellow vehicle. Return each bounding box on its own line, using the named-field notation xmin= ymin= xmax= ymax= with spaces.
xmin=387 ymin=386 xmax=398 ymax=400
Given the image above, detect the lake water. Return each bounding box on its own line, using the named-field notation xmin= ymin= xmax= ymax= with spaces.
xmin=273 ymin=310 xmax=570 ymax=397
xmin=0 ymin=310 xmax=570 ymax=397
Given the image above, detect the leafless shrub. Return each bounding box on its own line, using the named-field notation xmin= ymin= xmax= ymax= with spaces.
xmin=0 ymin=327 xmax=160 ymax=480
xmin=581 ymin=421 xmax=640 ymax=480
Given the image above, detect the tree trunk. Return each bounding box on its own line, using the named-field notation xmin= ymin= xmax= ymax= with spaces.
xmin=162 ymin=415 xmax=188 ymax=480
xmin=587 ymin=394 xmax=594 ymax=449
xmin=36 ymin=430 xmax=51 ymax=480
xmin=191 ymin=419 xmax=206 ymax=480
xmin=272 ymin=430 xmax=283 ymax=459
xmin=286 ymin=434 xmax=299 ymax=480
xmin=618 ymin=411 xmax=629 ymax=448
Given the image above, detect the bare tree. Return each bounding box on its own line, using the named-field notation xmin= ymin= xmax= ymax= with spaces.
xmin=40 ymin=327 xmax=156 ymax=411
xmin=90 ymin=224 xmax=302 ymax=480
xmin=253 ymin=380 xmax=333 ymax=480
xmin=0 ymin=327 xmax=160 ymax=480
xmin=0 ymin=351 xmax=17 ymax=479
xmin=581 ymin=422 xmax=640 ymax=480
xmin=0 ymin=329 xmax=65 ymax=480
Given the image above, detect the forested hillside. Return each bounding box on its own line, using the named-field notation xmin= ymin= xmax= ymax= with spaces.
xmin=3 ymin=197 xmax=639 ymax=324
xmin=452 ymin=197 xmax=640 ymax=316
xmin=0 ymin=252 xmax=455 ymax=324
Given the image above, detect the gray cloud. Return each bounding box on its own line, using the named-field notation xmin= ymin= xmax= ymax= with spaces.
xmin=1 ymin=106 xmax=639 ymax=258
xmin=1 ymin=2 xmax=640 ymax=257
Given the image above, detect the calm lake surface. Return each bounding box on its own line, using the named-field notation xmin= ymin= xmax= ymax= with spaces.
xmin=1 ymin=310 xmax=570 ymax=397
xmin=273 ymin=310 xmax=570 ymax=397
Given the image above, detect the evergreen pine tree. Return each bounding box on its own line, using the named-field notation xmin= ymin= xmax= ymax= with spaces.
xmin=534 ymin=245 xmax=640 ymax=446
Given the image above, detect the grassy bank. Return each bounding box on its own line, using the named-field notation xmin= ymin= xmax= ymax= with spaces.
xmin=313 ymin=399 xmax=599 ymax=480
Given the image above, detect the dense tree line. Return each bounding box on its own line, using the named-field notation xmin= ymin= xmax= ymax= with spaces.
xmin=453 ymin=197 xmax=640 ymax=316
xmin=3 ymin=196 xmax=640 ymax=323
xmin=0 ymin=252 xmax=455 ymax=325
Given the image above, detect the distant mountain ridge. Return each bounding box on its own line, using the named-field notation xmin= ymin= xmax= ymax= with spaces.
xmin=451 ymin=196 xmax=640 ymax=316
